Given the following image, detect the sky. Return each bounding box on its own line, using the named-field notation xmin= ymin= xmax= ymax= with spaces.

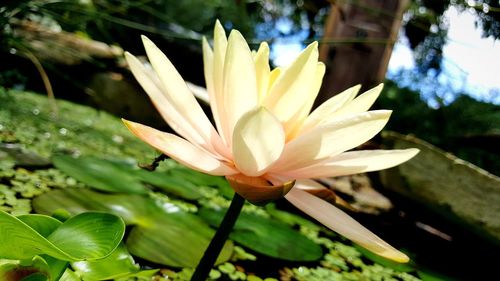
xmin=388 ymin=6 xmax=500 ymax=104
xmin=271 ymin=6 xmax=500 ymax=105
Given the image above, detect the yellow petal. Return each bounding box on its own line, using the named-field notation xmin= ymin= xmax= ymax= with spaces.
xmin=123 ymin=120 xmax=237 ymax=176
xmin=274 ymin=110 xmax=392 ymax=172
xmin=333 ymin=83 xmax=384 ymax=116
xmin=232 ymin=107 xmax=285 ymax=177
xmin=223 ymin=30 xmax=258 ymax=142
xmin=263 ymin=42 xmax=319 ymax=129
xmin=301 ymin=84 xmax=361 ymax=133
xmin=285 ymin=188 xmax=409 ymax=262
xmin=141 ymin=36 xmax=226 ymax=157
xmin=267 ymin=67 xmax=282 ymax=92
xmin=253 ymin=42 xmax=271 ymax=103
xmin=286 ymin=62 xmax=326 ymax=139
xmin=283 ymin=149 xmax=420 ymax=179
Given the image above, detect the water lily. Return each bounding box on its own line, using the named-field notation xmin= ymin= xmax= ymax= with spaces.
xmin=123 ymin=21 xmax=418 ymax=263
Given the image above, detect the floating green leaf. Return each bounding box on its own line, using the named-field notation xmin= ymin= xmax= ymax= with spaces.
xmin=53 ymin=155 xmax=203 ymax=200
xmin=52 ymin=155 xmax=148 ymax=194
xmin=199 ymin=208 xmax=323 ymax=262
xmin=33 ymin=189 xmax=233 ymax=267
xmin=0 ymin=210 xmax=124 ymax=262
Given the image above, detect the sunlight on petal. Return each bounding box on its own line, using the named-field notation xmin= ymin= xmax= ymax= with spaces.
xmin=232 ymin=107 xmax=285 ymax=177
xmin=263 ymin=42 xmax=319 ymax=126
xmin=212 ymin=20 xmax=231 ymax=145
xmin=275 ymin=110 xmax=392 ymax=172
xmin=254 ymin=42 xmax=271 ymax=103
xmin=286 ymin=62 xmax=326 ymax=139
xmin=223 ymin=30 xmax=259 ymax=144
xmin=301 ymin=84 xmax=361 ymax=133
xmin=284 ymin=149 xmax=419 ymax=179
xmin=285 ymin=188 xmax=409 ymax=262
xmin=141 ymin=36 xmax=226 ymax=157
xmin=125 ymin=52 xmax=206 ymax=148
xmin=123 ymin=120 xmax=237 ymax=176
xmin=333 ymin=83 xmax=384 ymax=117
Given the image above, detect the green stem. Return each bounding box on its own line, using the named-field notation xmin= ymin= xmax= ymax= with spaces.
xmin=190 ymin=193 xmax=245 ymax=281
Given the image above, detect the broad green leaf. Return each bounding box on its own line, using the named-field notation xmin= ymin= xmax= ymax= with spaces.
xmin=199 ymin=208 xmax=323 ymax=262
xmin=42 ymin=256 xmax=68 ymax=281
xmin=0 ymin=210 xmax=125 ymax=262
xmin=33 ymin=189 xmax=233 ymax=267
xmin=72 ymin=244 xmax=145 ymax=281
xmin=59 ymin=269 xmax=80 ymax=281
xmin=47 ymin=212 xmax=125 ymax=261
xmin=17 ymin=215 xmax=62 ymax=237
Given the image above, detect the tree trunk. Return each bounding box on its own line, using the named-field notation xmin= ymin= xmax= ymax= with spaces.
xmin=316 ymin=0 xmax=409 ymax=106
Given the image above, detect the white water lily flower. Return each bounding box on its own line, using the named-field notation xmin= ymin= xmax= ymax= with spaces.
xmin=123 ymin=21 xmax=419 ymax=263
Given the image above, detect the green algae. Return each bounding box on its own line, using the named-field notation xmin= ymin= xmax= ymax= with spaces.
xmin=0 ymin=88 xmax=154 ymax=161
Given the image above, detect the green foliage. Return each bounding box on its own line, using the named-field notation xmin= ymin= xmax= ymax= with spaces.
xmin=33 ymin=188 xmax=234 ymax=268
xmin=0 ymin=211 xmax=128 ymax=281
xmin=199 ymin=207 xmax=323 ymax=262
xmin=53 ymin=155 xmax=203 ymax=199
xmin=0 ymin=211 xmax=124 ymax=261
xmin=0 ymin=90 xmax=431 ymax=280
xmin=379 ymin=81 xmax=500 ymax=174
xmin=0 ymin=88 xmax=154 ymax=161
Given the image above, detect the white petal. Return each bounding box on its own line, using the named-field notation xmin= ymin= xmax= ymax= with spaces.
xmin=223 ymin=30 xmax=258 ymax=143
xmin=186 ymin=82 xmax=209 ymax=104
xmin=212 ymin=20 xmax=231 ymax=145
xmin=253 ymin=42 xmax=271 ymax=103
xmin=232 ymin=107 xmax=285 ymax=177
xmin=333 ymin=83 xmax=384 ymax=117
xmin=263 ymin=42 xmax=319 ymax=130
xmin=285 ymin=188 xmax=409 ymax=262
xmin=202 ymin=37 xmax=215 ymax=100
xmin=140 ymin=37 xmax=226 ymax=157
xmin=301 ymin=84 xmax=361 ymax=133
xmin=123 ymin=120 xmax=237 ymax=176
xmin=125 ymin=52 xmax=204 ymax=148
xmin=273 ymin=110 xmax=391 ymax=172
xmin=283 ymin=149 xmax=420 ymax=179
xmin=203 ymin=37 xmax=228 ymax=149
xmin=286 ymin=62 xmax=326 ymax=139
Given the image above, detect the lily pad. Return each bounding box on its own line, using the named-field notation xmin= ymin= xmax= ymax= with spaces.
xmin=199 ymin=208 xmax=323 ymax=262
xmin=165 ymin=165 xmax=234 ymax=196
xmin=53 ymin=155 xmax=203 ymax=200
xmin=53 ymin=155 xmax=149 ymax=194
xmin=33 ymin=189 xmax=233 ymax=267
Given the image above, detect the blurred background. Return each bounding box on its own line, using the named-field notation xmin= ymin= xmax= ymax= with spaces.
xmin=0 ymin=1 xmax=499 ymax=280
xmin=1 ymin=0 xmax=498 ymax=174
